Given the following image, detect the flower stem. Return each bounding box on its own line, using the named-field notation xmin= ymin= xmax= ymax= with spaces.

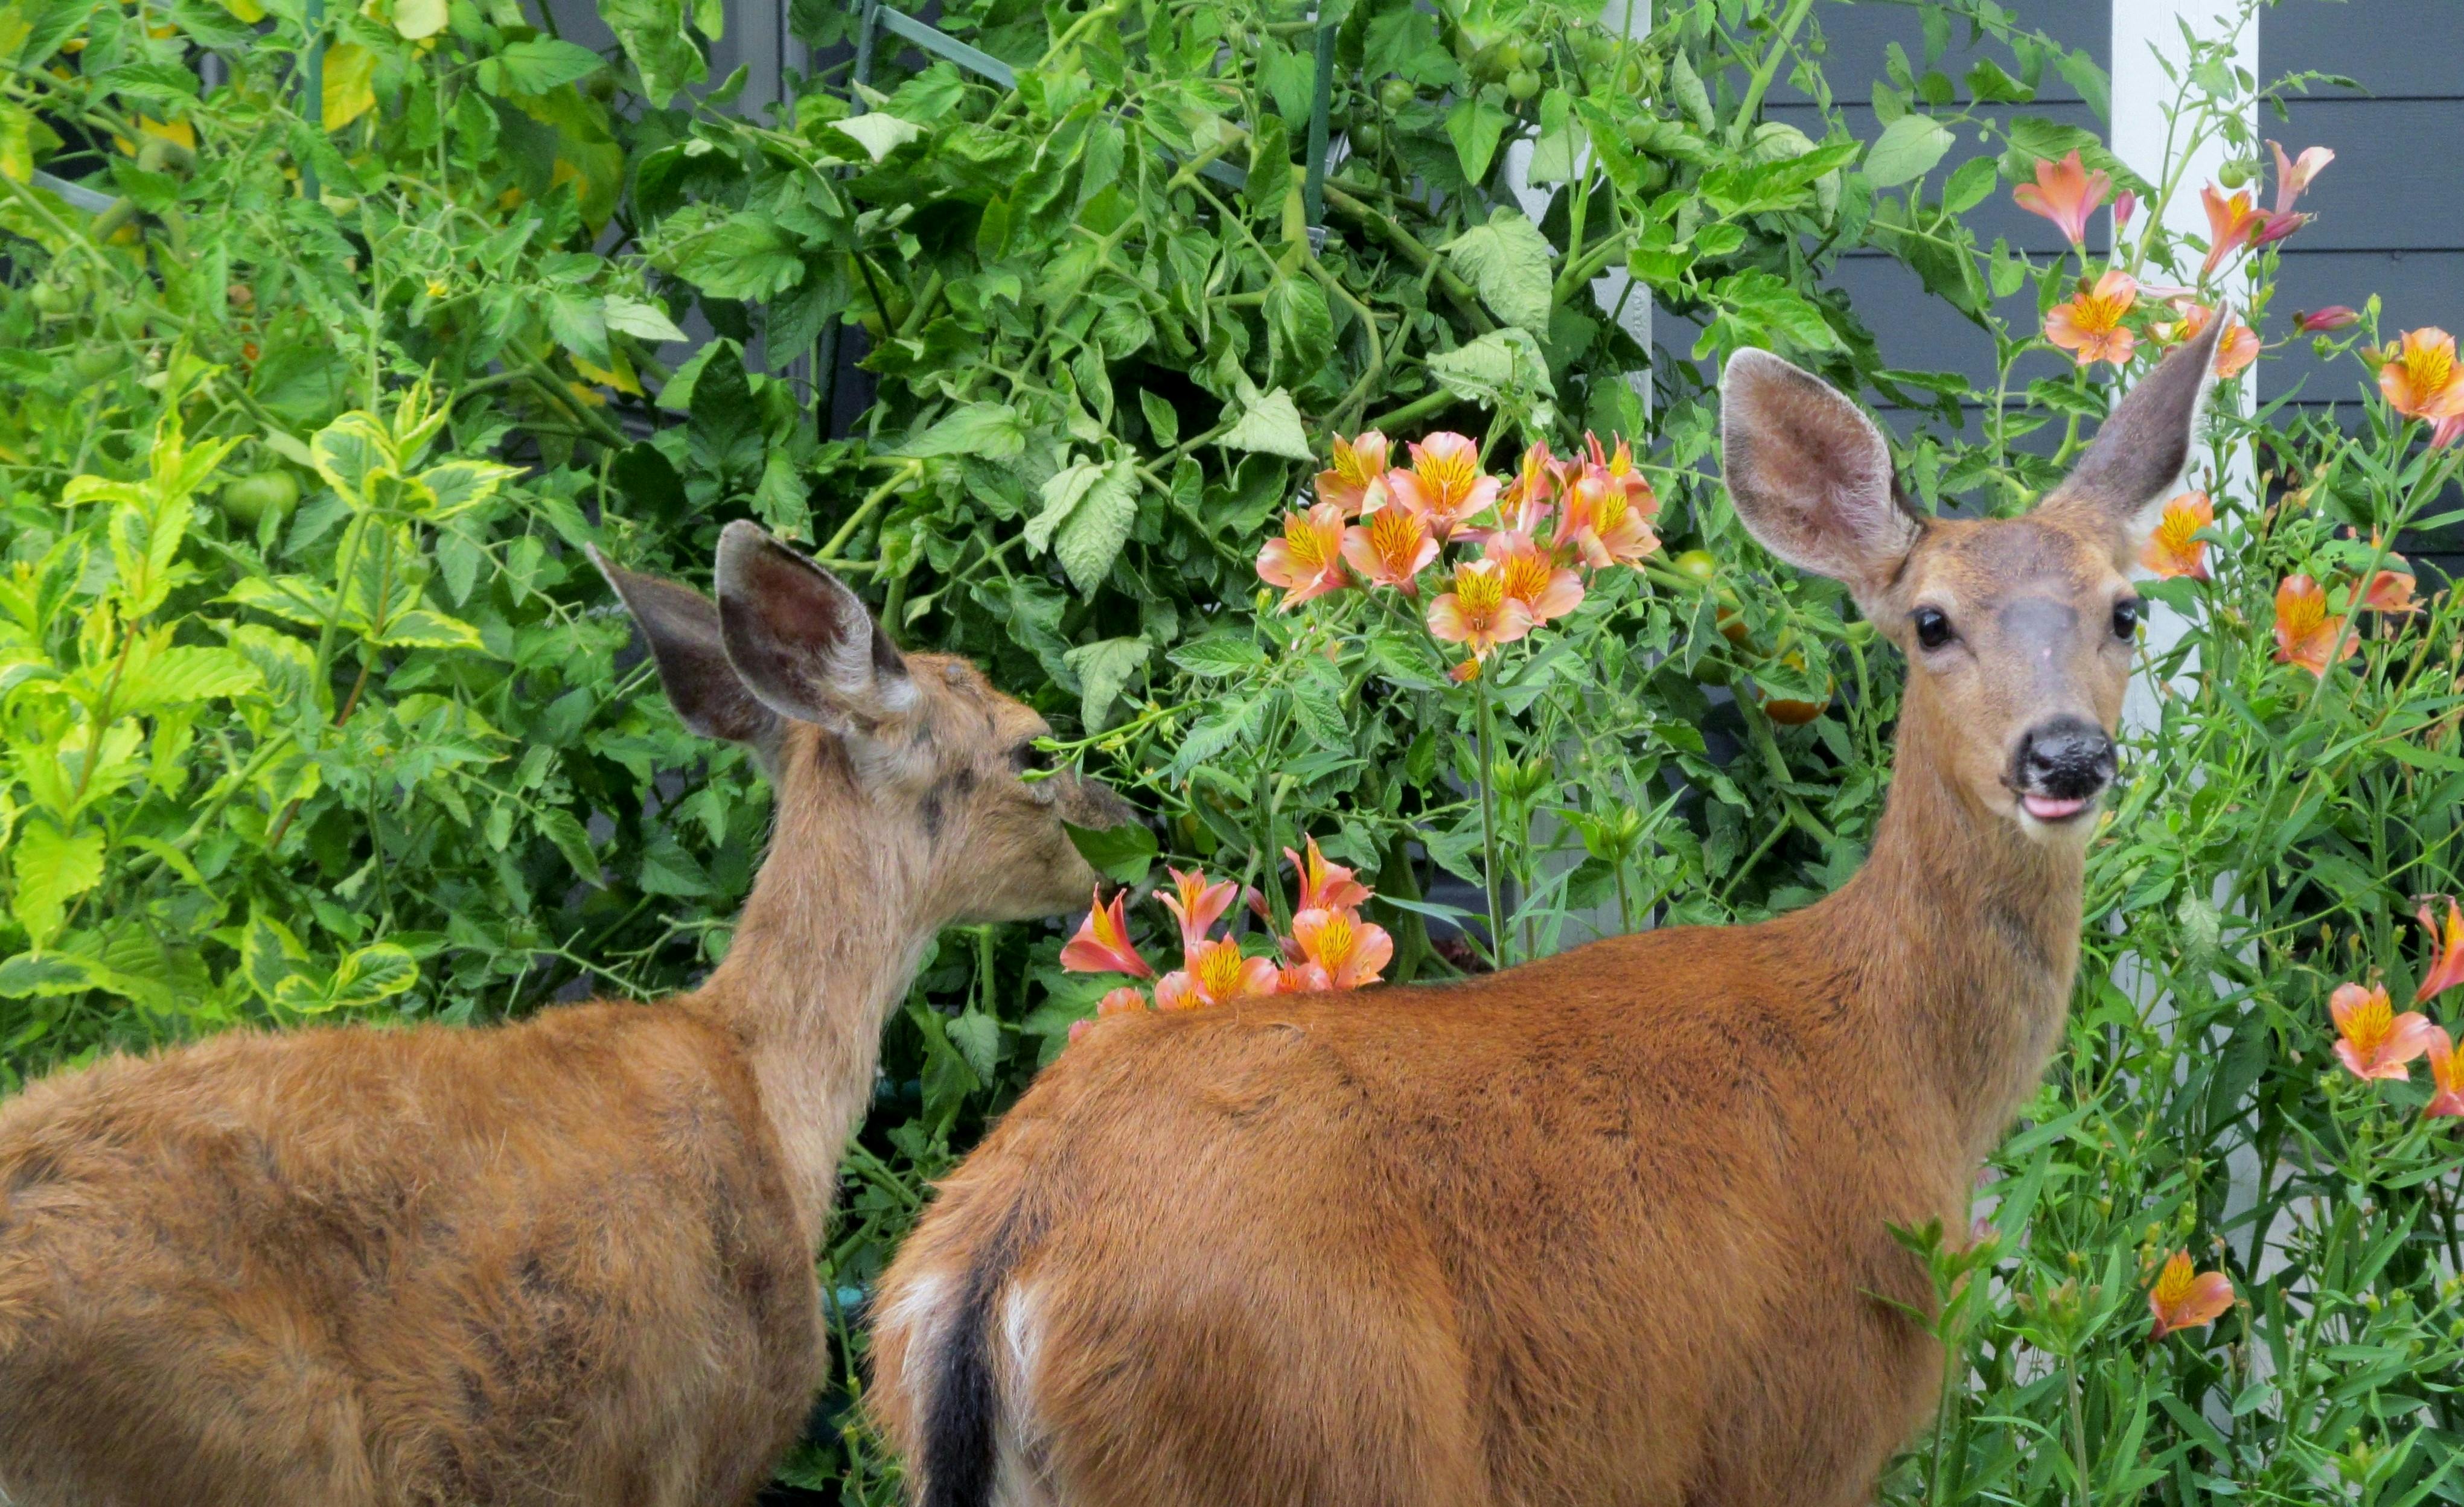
xmin=1473 ymin=667 xmax=1508 ymax=968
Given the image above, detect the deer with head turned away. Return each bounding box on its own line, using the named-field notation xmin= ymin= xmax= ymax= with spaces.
xmin=870 ymin=318 xmax=2225 ymax=1507
xmin=0 ymin=520 xmax=1136 ymax=1507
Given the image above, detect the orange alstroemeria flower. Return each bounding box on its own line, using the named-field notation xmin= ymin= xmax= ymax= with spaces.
xmin=1558 ymin=463 xmax=1660 ymax=568
xmin=2379 ymin=328 xmax=2464 ymax=424
xmin=2329 ymin=981 xmax=2439 ymax=1081
xmin=1256 ymin=502 xmax=1351 ymax=610
xmin=1097 ymin=985 xmax=1150 ymax=1018
xmin=1154 ymin=935 xmax=1280 ymax=1011
xmin=1288 ymin=906 xmax=1394 ymax=991
xmin=1158 ymin=866 xmax=1238 ymax=951
xmin=2146 ymin=1252 xmax=2234 ymax=1340
xmin=2270 ymin=574 xmax=2354 ymax=678
xmin=2140 ymin=492 xmax=2213 ymax=581
xmin=2213 ymin=316 xmax=2260 ymax=379
xmin=2416 ymin=899 xmax=2464 ymax=1004
xmin=2200 ymin=185 xmax=2262 ymax=276
xmin=1341 ymin=504 xmax=1439 ymax=593
xmin=1427 ymin=557 xmax=1535 ymax=661
xmin=1060 ymin=887 xmax=1154 ymax=978
xmin=2012 ymin=148 xmax=2108 ymax=246
xmin=1486 ymin=531 xmax=1585 ymax=625
xmin=2361 ymin=555 xmax=2419 ymax=614
xmin=1387 ymin=432 xmax=1499 ymax=540
xmin=2424 ymin=1028 xmax=2464 ymax=1120
xmin=2046 ymin=270 xmax=2139 ymax=368
xmin=1314 ymin=430 xmax=1391 ymax=515
xmin=1287 ymin=835 xmax=1371 ymax=913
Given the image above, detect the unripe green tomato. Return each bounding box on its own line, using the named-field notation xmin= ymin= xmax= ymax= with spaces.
xmin=2217 ymin=157 xmax=2252 ymax=188
xmin=29 ymin=283 xmax=74 ymax=316
xmin=222 ymin=470 xmax=300 ymax=527
xmin=1690 ymin=653 xmax=1732 ymax=687
xmin=1636 ymin=157 xmax=1671 ymax=191
xmin=70 ymin=346 xmax=120 ymax=383
xmin=1572 ymin=31 xmax=1610 ymax=67
xmin=1617 ymin=57 xmax=1649 ymax=93
xmin=104 ymin=304 xmax=148 ymax=339
xmin=1672 ymin=548 xmax=1717 ymax=585
xmin=1473 ymin=42 xmax=1511 ymax=81
xmin=1514 ymin=39 xmax=1548 ymax=71
xmin=1377 ymin=76 xmax=1415 ymax=112
xmin=1506 ymin=68 xmax=1541 ymax=102
xmin=1350 ymin=119 xmax=1383 ymax=153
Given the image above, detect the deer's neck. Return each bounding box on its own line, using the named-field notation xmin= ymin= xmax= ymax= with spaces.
xmin=682 ymin=753 xmax=934 ymax=1243
xmin=1818 ymin=703 xmax=2086 ymax=1162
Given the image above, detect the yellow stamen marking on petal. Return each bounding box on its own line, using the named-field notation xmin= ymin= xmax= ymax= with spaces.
xmin=1193 ymin=939 xmax=1246 ymax=999
xmin=2151 ymin=1252 xmax=2197 ymax=1309
xmin=2343 ymin=990 xmax=2395 ymax=1054
xmin=1498 ymin=551 xmax=1553 ymax=606
xmin=1454 ymin=560 xmax=1507 ymax=620
xmin=1313 ymin=911 xmax=1355 ymax=970
xmin=1285 ymin=511 xmax=1336 ymax=570
xmin=1369 ymin=509 xmax=1422 ymax=574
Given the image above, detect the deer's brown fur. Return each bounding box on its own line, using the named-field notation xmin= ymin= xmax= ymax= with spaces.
xmin=870 ymin=323 xmax=2223 ymax=1507
xmin=0 ymin=523 xmax=1134 ymax=1507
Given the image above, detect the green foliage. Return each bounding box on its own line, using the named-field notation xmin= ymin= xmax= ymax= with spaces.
xmin=4 ymin=0 xmax=2463 ymax=1500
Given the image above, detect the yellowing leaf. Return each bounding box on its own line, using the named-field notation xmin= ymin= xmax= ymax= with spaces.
xmin=217 ymin=0 xmax=267 ymax=22
xmin=570 ymin=349 xmax=642 ymax=396
xmin=392 ymin=0 xmax=447 ymax=39
xmin=323 ymin=43 xmax=378 ymax=131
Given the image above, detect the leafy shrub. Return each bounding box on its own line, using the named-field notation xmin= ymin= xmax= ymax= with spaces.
xmin=5 ymin=0 xmax=2463 ymax=1500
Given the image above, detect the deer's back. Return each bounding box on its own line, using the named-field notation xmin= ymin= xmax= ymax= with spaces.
xmin=0 ymin=1002 xmax=819 ymax=1507
xmin=875 ymin=922 xmax=1959 ymax=1505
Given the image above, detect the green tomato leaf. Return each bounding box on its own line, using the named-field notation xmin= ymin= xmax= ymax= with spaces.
xmin=1221 ymin=387 xmax=1313 ymax=461
xmin=1444 ymin=96 xmax=1510 ymax=185
xmin=1440 ymin=207 xmax=1556 ymax=334
xmin=1863 ymin=113 xmax=1954 ymax=188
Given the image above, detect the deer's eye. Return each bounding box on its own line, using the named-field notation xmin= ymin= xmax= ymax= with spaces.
xmin=1010 ymin=741 xmax=1050 ymax=775
xmin=1912 ymin=606 xmax=1953 ymax=650
xmin=2111 ymin=599 xmax=2142 ymax=640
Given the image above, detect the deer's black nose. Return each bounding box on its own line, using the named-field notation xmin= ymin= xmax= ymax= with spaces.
xmin=2012 ymin=716 xmax=2115 ymax=800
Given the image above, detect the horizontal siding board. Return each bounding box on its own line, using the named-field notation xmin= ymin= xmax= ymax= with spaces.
xmin=2262 ymin=0 xmax=2464 ymax=98
xmin=1767 ymin=1 xmax=2108 ymax=106
xmin=2261 ymin=100 xmax=2464 ymax=251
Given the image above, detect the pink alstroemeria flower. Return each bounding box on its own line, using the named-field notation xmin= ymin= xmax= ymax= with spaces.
xmin=1154 ymin=935 xmax=1280 ymax=1011
xmin=1341 ymin=503 xmax=1440 ymax=593
xmin=1158 ymin=866 xmax=1238 ymax=951
xmin=1387 ymin=433 xmax=1500 ymax=540
xmin=2424 ymin=1028 xmax=2464 ymax=1120
xmin=1314 ymin=430 xmax=1391 ymax=516
xmin=1287 ymin=835 xmax=1371 ymax=913
xmin=1256 ymin=502 xmax=1351 ymax=610
xmin=2329 ymin=981 xmax=2439 ymax=1081
xmin=1288 ymin=906 xmax=1394 ymax=991
xmin=2416 ymin=899 xmax=2464 ymax=1004
xmin=1060 ymin=887 xmax=1154 ymax=978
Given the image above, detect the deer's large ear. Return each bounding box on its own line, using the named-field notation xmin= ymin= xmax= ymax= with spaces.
xmin=1720 ymin=348 xmax=1923 ymax=615
xmin=589 ymin=546 xmax=779 ymax=745
xmin=2041 ymin=314 xmax=2224 ymax=548
xmin=713 ymin=520 xmax=918 ymax=732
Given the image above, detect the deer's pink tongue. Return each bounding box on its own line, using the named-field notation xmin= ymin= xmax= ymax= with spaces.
xmin=2022 ymin=793 xmax=2091 ymax=821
